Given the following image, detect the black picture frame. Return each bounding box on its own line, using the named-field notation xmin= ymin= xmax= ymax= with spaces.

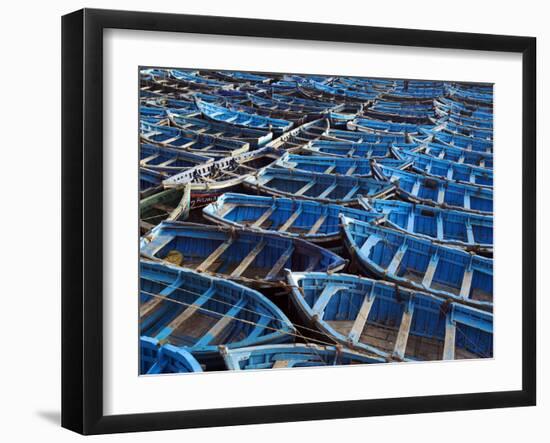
xmin=61 ymin=8 xmax=537 ymax=435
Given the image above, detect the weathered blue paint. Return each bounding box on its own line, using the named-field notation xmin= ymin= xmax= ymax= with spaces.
xmin=358 ymin=197 xmax=493 ymax=253
xmin=287 ymin=271 xmax=493 ymax=361
xmin=203 ymin=193 xmax=382 ymax=243
xmin=243 ymin=166 xmax=396 ymax=205
xmin=140 ymin=336 xmax=203 ymax=374
xmin=222 ymin=344 xmax=385 ymax=370
xmin=140 ymin=221 xmax=347 ymax=287
xmin=340 ymin=215 xmax=493 ymax=309
xmin=140 ymin=261 xmax=295 ymax=358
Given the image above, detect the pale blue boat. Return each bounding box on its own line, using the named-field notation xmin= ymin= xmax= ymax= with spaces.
xmin=287 ymin=271 xmax=493 ymax=360
xmin=140 ymin=336 xmax=203 ymax=374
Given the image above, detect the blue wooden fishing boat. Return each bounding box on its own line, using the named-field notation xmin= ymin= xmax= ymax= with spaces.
xmin=140 ymin=221 xmax=347 ymax=287
xmin=265 ymin=118 xmax=330 ymax=150
xmin=227 ymin=101 xmax=313 ymax=125
xmin=371 ymin=163 xmax=493 ymax=214
xmin=447 ymin=113 xmax=493 ymax=129
xmin=243 ymin=167 xmax=395 ymax=206
xmin=443 ymin=121 xmax=493 ymax=140
xmin=358 ymin=197 xmax=493 ymax=253
xmin=140 ymin=167 xmax=166 ymax=193
xmin=140 ymin=143 xmax=213 ymax=174
xmin=299 ymin=81 xmax=377 ymax=102
xmin=425 ymin=130 xmax=493 ymax=153
xmin=170 ymin=69 xmax=231 ymax=89
xmin=140 ymin=121 xmax=250 ymax=158
xmin=247 ymin=93 xmax=333 ymax=113
xmin=167 ymin=111 xmax=273 ymax=147
xmin=271 ymin=93 xmax=336 ymax=110
xmin=435 ymin=97 xmax=493 ymax=119
xmin=393 ymin=149 xmax=494 ymax=187
xmin=221 ymin=344 xmax=385 ymax=370
xmin=287 ymin=271 xmax=493 ymax=360
xmin=411 ymin=140 xmax=494 ymax=169
xmin=348 ymin=117 xmax=432 ymax=135
xmin=140 ymin=336 xmax=203 ymax=374
xmin=202 ymin=193 xmax=381 ymax=243
xmin=214 ymin=70 xmax=271 ymax=83
xmin=447 ymin=85 xmax=493 ymax=106
xmin=324 ymin=128 xmax=412 ymax=144
xmin=275 ymin=152 xmax=410 ymax=176
xmin=340 ymin=216 xmax=493 ymax=309
xmin=140 ymin=261 xmax=295 ymax=356
xmin=196 ymin=99 xmax=293 ymax=133
xmin=303 ymin=140 xmax=413 ymax=159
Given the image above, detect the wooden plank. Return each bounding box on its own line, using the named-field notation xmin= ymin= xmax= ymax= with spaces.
xmin=437 ymin=185 xmax=445 ymax=204
xmin=230 ymin=241 xmax=266 ymax=278
xmin=272 ymin=360 xmax=291 ymax=369
xmin=265 ymin=245 xmax=294 ymax=280
xmin=386 ymin=243 xmax=408 ymax=275
xmin=278 ymin=208 xmax=302 ymax=233
xmin=251 ymin=205 xmax=275 ymax=228
xmin=436 ymin=213 xmax=444 ymax=240
xmin=348 ymin=292 xmax=376 ymax=343
xmin=463 ymin=192 xmax=471 ymax=210
xmin=411 ymin=179 xmax=421 ymax=197
xmin=194 ymin=299 xmax=246 ymax=347
xmin=406 ymin=211 xmax=415 ymax=232
xmin=312 ymin=284 xmax=347 ymax=317
xmin=459 ymin=266 xmax=474 ymax=299
xmin=343 ymin=184 xmax=360 ymax=201
xmin=422 ymin=253 xmax=440 ymax=288
xmin=442 ymin=319 xmax=456 ymax=360
xmin=393 ymin=306 xmax=414 ymax=360
xmin=466 ymin=221 xmax=475 ymax=244
xmin=216 ymin=203 xmax=236 ymax=218
xmin=156 ymin=287 xmax=216 ymax=339
xmin=295 ymin=181 xmax=316 ymax=196
xmin=446 ymin=167 xmax=454 ymax=180
xmin=359 ymin=234 xmax=382 ymax=255
xmin=317 ymin=183 xmax=337 ymax=199
xmin=345 ymin=166 xmax=357 ymax=176
xmin=307 ymin=214 xmax=327 ymax=235
xmin=139 ymin=298 xmax=163 ymax=319
xmin=324 ymin=165 xmax=336 ymax=174
xmin=195 ymin=237 xmax=235 ymax=273
xmin=458 ymin=154 xmax=465 ymax=164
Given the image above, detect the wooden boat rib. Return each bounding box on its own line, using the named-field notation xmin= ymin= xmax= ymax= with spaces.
xmin=202 ymin=193 xmax=382 ymax=243
xmin=221 ymin=343 xmax=385 ymax=370
xmin=196 ymin=99 xmax=293 ymax=133
xmin=275 ymin=152 xmax=410 ymax=177
xmin=140 ymin=336 xmax=203 ymax=374
xmin=371 ymin=162 xmax=493 ymax=214
xmin=287 ymin=271 xmax=493 ymax=360
xmin=140 ymin=261 xmax=295 ymax=356
xmin=358 ymin=197 xmax=493 ymax=253
xmin=140 ymin=121 xmax=250 ymax=158
xmin=425 ymin=130 xmax=493 ymax=153
xmin=140 ymin=221 xmax=347 ymax=288
xmin=243 ymin=166 xmax=396 ymax=206
xmin=340 ymin=215 xmax=493 ymax=309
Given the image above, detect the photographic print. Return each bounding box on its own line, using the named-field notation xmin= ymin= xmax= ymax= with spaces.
xmin=138 ymin=68 xmax=493 ymax=374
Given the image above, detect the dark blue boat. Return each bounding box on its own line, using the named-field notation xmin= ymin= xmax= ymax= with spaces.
xmin=140 ymin=143 xmax=213 ymax=174
xmin=348 ymin=117 xmax=432 ymax=135
xmin=222 ymin=344 xmax=385 ymax=370
xmin=243 ymin=166 xmax=396 ymax=206
xmin=287 ymin=272 xmax=493 ymax=360
xmin=140 ymin=261 xmax=295 ymax=357
xmin=202 ymin=193 xmax=381 ymax=243
xmin=140 ymin=221 xmax=347 ymax=287
xmin=303 ymin=140 xmax=408 ymax=158
xmin=411 ymin=140 xmax=494 ymax=169
xmin=340 ymin=216 xmax=493 ymax=309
